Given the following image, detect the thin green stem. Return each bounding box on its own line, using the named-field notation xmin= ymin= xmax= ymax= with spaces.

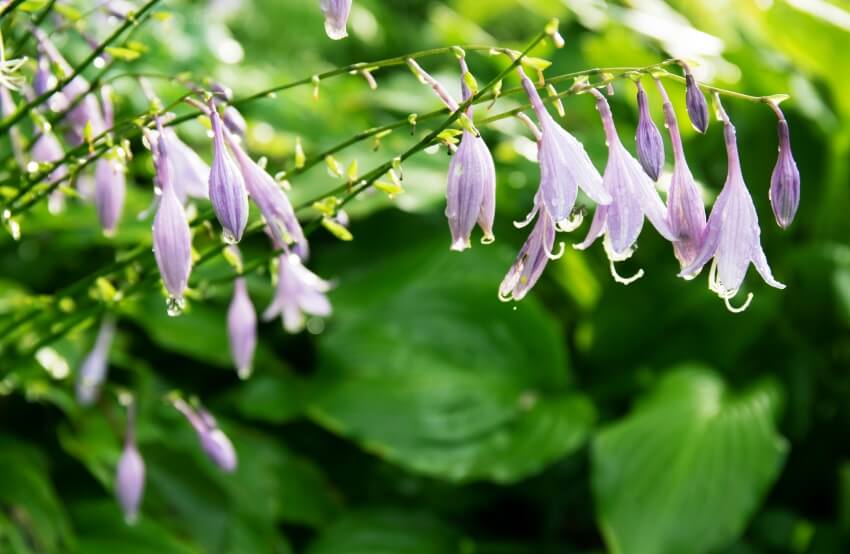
xmin=0 ymin=0 xmax=26 ymax=20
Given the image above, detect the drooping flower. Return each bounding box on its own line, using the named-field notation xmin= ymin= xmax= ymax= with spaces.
xmin=683 ymin=65 xmax=709 ymax=134
xmin=152 ymin=119 xmax=193 ymax=315
xmin=319 ymin=0 xmax=352 ymax=40
xmin=263 ymin=253 xmax=332 ymax=333
xmin=209 ymin=101 xmax=249 ymax=244
xmin=76 ymin=316 xmax=116 ymax=406
xmin=227 ymin=277 xmax=257 ymax=379
xmin=655 ymin=78 xmax=706 ymax=269
xmin=575 ymin=88 xmax=675 ymax=284
xmin=634 ymin=80 xmax=664 ymax=181
xmin=769 ymin=106 xmax=800 ymax=229
xmin=518 ymin=67 xmax=610 ymax=227
xmin=31 ymin=129 xmax=69 ymax=213
xmin=94 ymin=153 xmax=126 ymax=236
xmin=446 ymin=57 xmax=496 ymax=251
xmin=499 ymin=200 xmax=564 ymax=302
xmin=116 ymin=404 xmax=145 ymax=524
xmin=225 ymin=131 xmax=308 ymax=258
xmin=679 ymin=97 xmax=785 ymax=312
xmin=173 ymin=399 xmax=237 ymax=472
xmin=211 ymin=82 xmax=247 ymax=137
xmin=156 ymin=127 xmax=210 ymax=202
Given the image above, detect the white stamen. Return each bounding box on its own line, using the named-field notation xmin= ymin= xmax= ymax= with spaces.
xmin=609 ymin=259 xmax=644 ymax=285
xmin=723 ymin=293 xmax=753 ymax=313
xmin=546 ymin=241 xmax=566 ymax=260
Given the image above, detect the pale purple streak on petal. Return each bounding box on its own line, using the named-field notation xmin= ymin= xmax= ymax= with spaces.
xmin=209 ymin=105 xmax=249 ymax=243
xmin=320 ymin=0 xmax=352 ymax=40
xmin=95 ymin=157 xmax=126 ymax=235
xmin=227 ymin=278 xmax=257 ymax=378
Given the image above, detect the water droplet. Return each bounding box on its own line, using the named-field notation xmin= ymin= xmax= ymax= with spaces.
xmin=166 ymin=296 xmax=185 ymax=317
xmin=237 ymin=365 xmax=253 ymax=380
xmin=222 ymin=229 xmax=238 ymax=245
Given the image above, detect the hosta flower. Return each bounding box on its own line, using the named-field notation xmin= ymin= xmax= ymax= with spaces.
xmin=319 ymin=0 xmax=352 ymax=40
xmin=116 ymin=408 xmax=145 ymax=524
xmin=76 ymin=316 xmax=116 ymax=406
xmin=264 ymin=253 xmax=332 ymax=333
xmin=679 ymin=98 xmax=785 ymax=312
xmin=518 ymin=67 xmax=610 ymax=227
xmin=209 ymin=101 xmax=249 ymax=244
xmin=227 ymin=277 xmax=257 ymax=379
xmin=635 ymin=80 xmax=664 ymax=181
xmin=499 ymin=201 xmax=563 ymax=302
xmin=225 ymin=131 xmax=308 ymax=258
xmin=575 ymin=88 xmax=675 ymax=284
xmin=156 ymin=127 xmax=210 ymax=202
xmin=152 ymin=120 xmax=193 ymax=315
xmin=684 ymin=66 xmax=709 ymax=134
xmin=446 ymin=57 xmax=496 ymax=251
xmin=211 ymin=82 xmax=247 ymax=137
xmin=94 ymin=154 xmax=126 ymax=236
xmin=31 ymin=129 xmax=69 ymax=213
xmin=769 ymin=108 xmax=800 ymax=229
xmin=655 ymin=79 xmax=706 ymax=269
xmin=173 ymin=399 xmax=237 ymax=472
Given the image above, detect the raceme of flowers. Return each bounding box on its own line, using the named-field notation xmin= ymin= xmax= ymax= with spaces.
xmin=0 ymin=1 xmax=800 ymax=524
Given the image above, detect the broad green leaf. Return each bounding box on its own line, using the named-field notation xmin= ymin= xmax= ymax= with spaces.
xmin=310 ymin=236 xmax=595 ymax=482
xmin=592 ymin=367 xmax=788 ymax=554
xmin=308 ymin=509 xmax=462 ymax=554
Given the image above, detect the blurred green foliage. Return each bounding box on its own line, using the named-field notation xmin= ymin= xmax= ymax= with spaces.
xmin=1 ymin=0 xmax=850 ymax=552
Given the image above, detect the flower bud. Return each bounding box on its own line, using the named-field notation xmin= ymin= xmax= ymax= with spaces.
xmin=227 ymin=278 xmax=257 ymax=379
xmin=769 ymin=118 xmax=800 ymax=229
xmin=634 ymin=81 xmax=664 ymax=181
xmin=116 ymin=408 xmax=145 ymax=525
xmin=684 ymin=69 xmax=709 ymax=134
xmin=94 ymin=155 xmax=126 ymax=236
xmin=173 ymin=399 xmax=238 ymax=472
xmin=320 ymin=0 xmax=352 ymax=40
xmin=76 ymin=316 xmax=116 ymax=406
xmin=209 ymin=102 xmax=249 ymax=244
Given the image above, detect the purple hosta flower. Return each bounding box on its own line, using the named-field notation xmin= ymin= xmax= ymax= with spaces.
xmin=76 ymin=316 xmax=116 ymax=406
xmin=635 ymin=80 xmax=664 ymax=181
xmin=683 ymin=66 xmax=709 ymax=134
xmin=575 ymin=89 xmax=675 ymax=284
xmin=320 ymin=0 xmax=352 ymax=40
xmin=31 ymin=129 xmax=69 ymax=213
xmin=94 ymin=154 xmax=126 ymax=236
xmin=655 ymin=79 xmax=706 ymax=269
xmin=446 ymin=57 xmax=496 ymax=251
xmin=518 ymin=68 xmax=610 ymax=227
xmin=499 ymin=201 xmax=563 ymax=302
xmin=679 ymin=98 xmax=785 ymax=312
xmin=152 ymin=120 xmax=193 ymax=316
xmin=228 ymin=277 xmax=257 ymax=379
xmin=116 ymin=407 xmax=145 ymax=524
xmin=264 ymin=253 xmax=332 ymax=333
xmin=225 ymin=131 xmax=308 ymax=258
xmin=211 ymin=83 xmax=247 ymax=138
xmin=769 ymin=108 xmax=800 ymax=229
xmin=173 ymin=399 xmax=237 ymax=472
xmin=157 ymin=127 xmax=210 ymax=202
xmin=209 ymin=102 xmax=249 ymax=244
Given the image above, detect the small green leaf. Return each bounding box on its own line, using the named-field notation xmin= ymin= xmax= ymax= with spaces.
xmin=105 ymin=47 xmax=142 ymax=62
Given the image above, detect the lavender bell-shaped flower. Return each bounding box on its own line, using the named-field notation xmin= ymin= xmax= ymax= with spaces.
xmin=173 ymin=399 xmax=237 ymax=472
xmin=499 ymin=200 xmax=564 ymax=302
xmin=94 ymin=154 xmax=126 ymax=237
xmin=655 ymin=79 xmax=706 ymax=269
xmin=224 ymin=131 xmax=309 ymax=258
xmin=116 ymin=404 xmax=145 ymax=524
xmin=446 ymin=57 xmax=496 ymax=250
xmin=264 ymin=253 xmax=332 ymax=333
xmin=211 ymin=83 xmax=247 ymax=138
xmin=319 ymin=0 xmax=352 ymax=40
xmin=679 ymin=97 xmax=785 ymax=312
xmin=769 ymin=105 xmax=800 ymax=229
xmin=683 ymin=65 xmax=709 ymax=134
xmin=635 ymin=80 xmax=664 ymax=181
xmin=157 ymin=127 xmax=210 ymax=202
xmin=209 ymin=101 xmax=249 ymax=244
xmin=518 ymin=68 xmax=610 ymax=228
xmin=31 ymin=129 xmax=69 ymax=214
xmin=152 ymin=119 xmax=193 ymax=316
xmin=76 ymin=316 xmax=116 ymax=406
xmin=228 ymin=277 xmax=257 ymax=379
xmin=575 ymin=88 xmax=676 ymax=284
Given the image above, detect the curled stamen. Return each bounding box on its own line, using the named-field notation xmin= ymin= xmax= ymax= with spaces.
xmin=610 ymin=260 xmax=644 ymax=285
xmin=546 ymin=241 xmax=566 ymax=260
xmin=555 ymin=211 xmax=584 ymax=233
xmin=723 ymin=293 xmax=753 ymax=313
xmin=513 ymin=204 xmax=540 ymax=229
